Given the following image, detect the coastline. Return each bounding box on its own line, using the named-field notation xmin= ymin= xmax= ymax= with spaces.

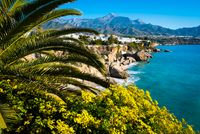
xmin=110 ymin=46 xmax=173 ymax=85
xmin=84 ymin=44 xmax=173 ymax=87
xmin=130 ymin=45 xmax=200 ymax=130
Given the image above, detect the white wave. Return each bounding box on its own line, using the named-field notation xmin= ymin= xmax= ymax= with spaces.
xmin=126 ymin=62 xmax=139 ymax=68
xmin=128 ymin=70 xmax=143 ymax=75
xmin=112 ymin=75 xmax=141 ymax=86
xmin=128 ymin=76 xmax=141 ymax=83
xmin=112 ymin=62 xmax=143 ymax=85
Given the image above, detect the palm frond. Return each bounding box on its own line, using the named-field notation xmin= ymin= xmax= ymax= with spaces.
xmin=1 ymin=38 xmax=106 ymax=75
xmin=0 ymin=12 xmax=16 ymax=43
xmin=38 ymin=51 xmax=55 ymax=57
xmin=0 ymin=111 xmax=7 ymax=129
xmin=61 ymin=37 xmax=84 ymax=45
xmin=45 ymin=93 xmax=66 ymax=104
xmin=8 ymin=0 xmax=26 ymax=15
xmin=6 ymin=28 xmax=98 ymax=43
xmin=10 ymin=55 xmax=105 ymax=74
xmin=7 ymin=63 xmax=109 ymax=88
xmin=0 ymin=0 xmax=26 ymax=15
xmin=0 ymin=104 xmax=17 ymax=129
xmin=39 ymin=76 xmax=101 ymax=94
xmin=12 ymin=0 xmax=75 ymax=21
xmin=48 ymin=28 xmax=99 ymax=37
xmin=0 ymin=0 xmax=110 ymax=95
xmin=2 ymin=0 xmax=80 ymax=49
xmin=0 ymin=0 xmax=16 ymax=11
xmin=28 ymin=63 xmax=109 ymax=88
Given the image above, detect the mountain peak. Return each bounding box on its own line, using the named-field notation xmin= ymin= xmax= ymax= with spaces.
xmin=102 ymin=13 xmax=118 ymax=19
xmin=133 ymin=19 xmax=145 ymax=25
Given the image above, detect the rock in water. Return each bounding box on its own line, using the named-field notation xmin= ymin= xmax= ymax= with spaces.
xmin=133 ymin=50 xmax=150 ymax=61
xmin=109 ymin=65 xmax=129 ymax=79
xmin=153 ymin=48 xmax=161 ymax=52
xmin=163 ymin=49 xmax=171 ymax=52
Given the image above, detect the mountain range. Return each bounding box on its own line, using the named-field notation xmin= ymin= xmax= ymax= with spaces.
xmin=43 ymin=13 xmax=200 ymax=37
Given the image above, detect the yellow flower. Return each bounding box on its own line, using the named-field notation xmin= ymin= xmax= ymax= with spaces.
xmin=74 ymin=110 xmax=100 ymax=128
xmin=56 ymin=120 xmax=75 ymax=134
xmin=0 ymin=88 xmax=3 ymax=93
xmin=81 ymin=91 xmax=96 ymax=103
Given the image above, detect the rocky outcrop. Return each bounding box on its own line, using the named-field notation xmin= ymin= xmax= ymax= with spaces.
xmin=120 ymin=57 xmax=136 ymax=66
xmin=152 ymin=48 xmax=161 ymax=52
xmin=88 ymin=45 xmax=128 ymax=63
xmin=163 ymin=49 xmax=171 ymax=52
xmin=109 ymin=65 xmax=129 ymax=79
xmin=133 ymin=50 xmax=150 ymax=61
xmin=123 ymin=50 xmax=152 ymax=61
xmin=86 ymin=45 xmax=153 ymax=80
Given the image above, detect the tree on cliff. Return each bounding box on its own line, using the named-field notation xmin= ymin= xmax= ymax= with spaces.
xmin=108 ymin=35 xmax=119 ymax=44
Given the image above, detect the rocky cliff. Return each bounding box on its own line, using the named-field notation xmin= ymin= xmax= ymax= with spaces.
xmin=87 ymin=45 xmax=152 ymax=79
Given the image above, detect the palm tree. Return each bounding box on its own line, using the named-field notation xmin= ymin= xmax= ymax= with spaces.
xmin=0 ymin=0 xmax=109 ymax=90
xmin=0 ymin=0 xmax=110 ymax=130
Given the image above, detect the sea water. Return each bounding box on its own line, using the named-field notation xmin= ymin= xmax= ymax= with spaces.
xmin=128 ymin=45 xmax=200 ymax=130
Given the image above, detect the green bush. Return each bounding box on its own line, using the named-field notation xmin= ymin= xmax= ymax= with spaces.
xmin=128 ymin=42 xmax=144 ymax=51
xmin=0 ymin=80 xmax=195 ymax=134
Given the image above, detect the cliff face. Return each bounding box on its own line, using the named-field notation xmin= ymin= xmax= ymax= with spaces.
xmin=87 ymin=45 xmax=152 ymax=80
xmin=88 ymin=45 xmax=128 ymax=63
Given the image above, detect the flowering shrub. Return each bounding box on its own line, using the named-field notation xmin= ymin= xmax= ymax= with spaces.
xmin=0 ymin=80 xmax=195 ymax=133
xmin=67 ymin=85 xmax=195 ymax=134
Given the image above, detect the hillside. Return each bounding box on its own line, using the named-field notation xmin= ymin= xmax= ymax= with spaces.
xmin=43 ymin=13 xmax=200 ymax=37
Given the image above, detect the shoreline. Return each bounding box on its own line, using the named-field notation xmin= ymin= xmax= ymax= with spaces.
xmin=126 ymin=45 xmax=200 ymax=130
xmin=123 ymin=62 xmax=139 ymax=70
xmin=111 ymin=62 xmax=139 ymax=85
xmin=88 ymin=44 xmax=171 ymax=86
xmin=110 ymin=46 xmax=172 ymax=85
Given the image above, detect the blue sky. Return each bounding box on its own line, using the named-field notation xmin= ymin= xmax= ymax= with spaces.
xmin=61 ymin=0 xmax=200 ymax=29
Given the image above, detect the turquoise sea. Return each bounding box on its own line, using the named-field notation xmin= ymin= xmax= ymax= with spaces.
xmin=128 ymin=45 xmax=200 ymax=130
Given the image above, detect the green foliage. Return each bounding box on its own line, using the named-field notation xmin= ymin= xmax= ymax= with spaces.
xmin=88 ymin=35 xmax=120 ymax=46
xmin=78 ymin=35 xmax=90 ymax=45
xmin=108 ymin=35 xmax=119 ymax=45
xmin=0 ymin=112 xmax=7 ymax=129
xmin=128 ymin=42 xmax=144 ymax=51
xmin=0 ymin=0 xmax=110 ymax=129
xmin=90 ymin=39 xmax=108 ymax=46
xmin=0 ymin=80 xmax=74 ymax=133
xmin=0 ymin=0 xmax=109 ymax=92
xmin=0 ymin=80 xmax=196 ymax=133
xmin=0 ymin=103 xmax=17 ymax=130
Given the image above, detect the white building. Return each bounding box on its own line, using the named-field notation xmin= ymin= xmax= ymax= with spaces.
xmin=62 ymin=33 xmax=142 ymax=44
xmin=116 ymin=36 xmax=142 ymax=43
